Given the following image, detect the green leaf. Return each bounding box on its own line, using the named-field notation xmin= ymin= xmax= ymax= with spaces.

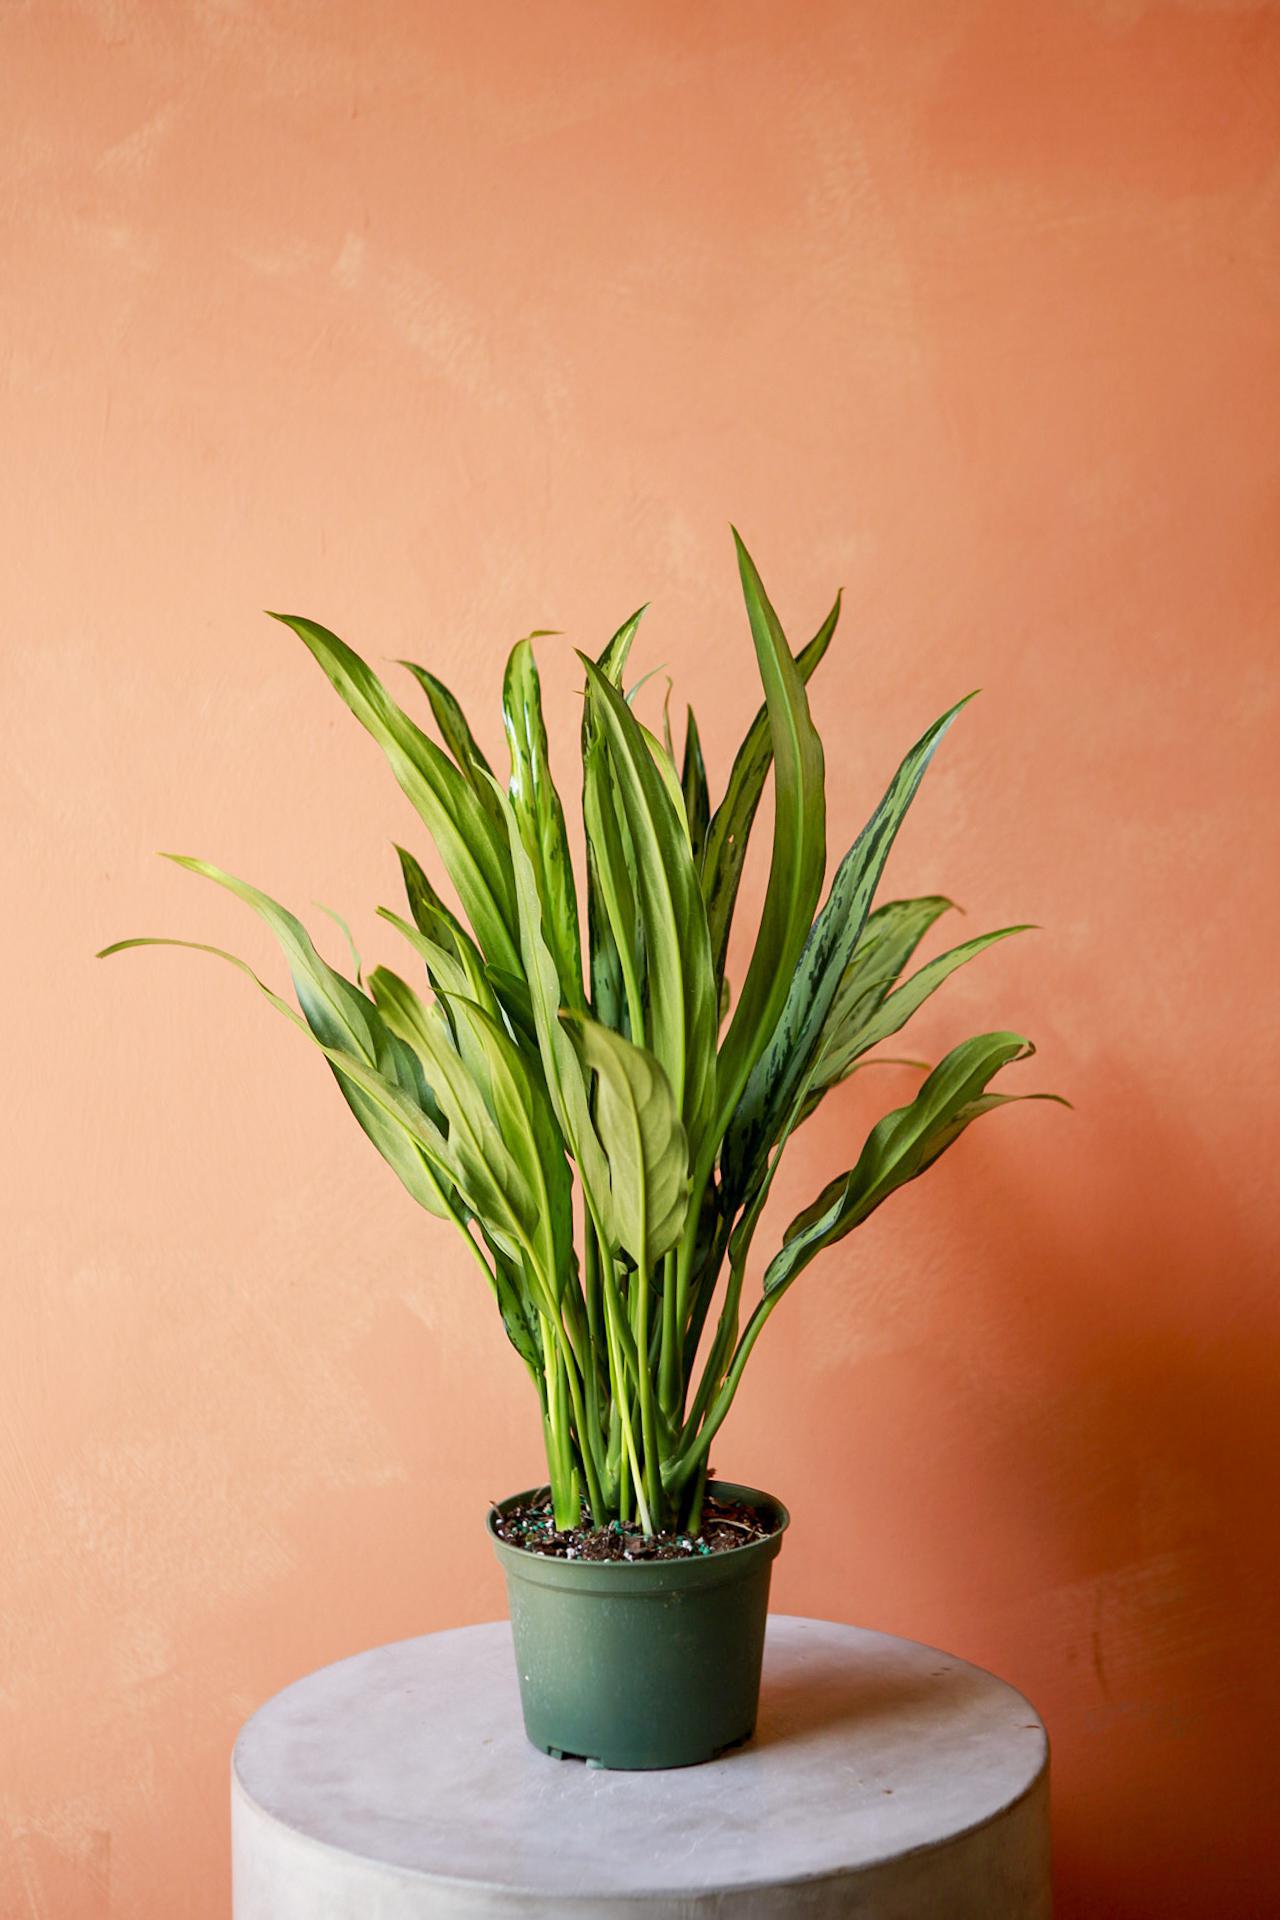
xmin=763 ymin=1033 xmax=1067 ymax=1296
xmin=681 ymin=707 xmax=710 ymax=868
xmin=395 ymin=845 xmax=535 ymax=1047
xmin=312 ymin=901 xmax=365 ymax=986
xmin=580 ymin=657 xmax=717 ymax=1163
xmin=387 ymin=848 xmax=496 ymax=1011
xmin=700 ymin=580 xmax=839 ymax=988
xmin=397 ymin=658 xmax=504 ymax=833
xmin=722 ymin=692 xmax=975 ymax=1209
xmin=808 ymin=922 xmax=1035 ymax=1100
xmin=819 ymin=895 xmax=958 ymax=1046
xmin=269 ymin=613 xmax=520 ymax=973
xmin=426 ymin=980 xmax=574 ymax=1303
xmin=368 ymin=965 xmax=550 ymax=1273
xmin=486 ymin=775 xmax=612 ymax=1222
xmin=713 ymin=533 xmax=828 ymax=1139
xmin=566 ymin=1015 xmax=690 ymax=1266
xmin=640 ymin=718 xmax=693 ymax=844
xmin=483 ymin=1229 xmax=546 ymax=1380
xmin=395 ymin=844 xmax=468 ymax=951
xmin=596 ymin=606 xmax=648 ymax=684
xmin=582 ymin=607 xmax=647 ymax=1029
xmin=503 ymin=637 xmax=585 ymax=1013
xmin=97 ymin=923 xmax=459 ymax=1223
xmin=582 ymin=723 xmax=644 ymax=1042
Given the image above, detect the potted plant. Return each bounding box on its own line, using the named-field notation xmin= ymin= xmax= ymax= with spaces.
xmin=101 ymin=532 xmax=1061 ymax=1770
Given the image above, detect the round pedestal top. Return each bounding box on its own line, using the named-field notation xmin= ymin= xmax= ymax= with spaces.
xmin=233 ymin=1615 xmax=1047 ymax=1907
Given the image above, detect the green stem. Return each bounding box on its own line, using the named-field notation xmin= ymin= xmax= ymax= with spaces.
xmin=684 ymin=1456 xmax=710 ymax=1534
xmin=679 ymin=1155 xmax=774 ymax=1450
xmin=541 ymin=1321 xmax=579 ymax=1528
xmin=555 ymin=1313 xmax=606 ymax=1523
xmin=633 ymin=1253 xmax=663 ymax=1526
xmin=658 ymin=1247 xmax=679 ymax=1421
xmin=665 ymin=1291 xmax=782 ymax=1494
xmin=604 ymin=1285 xmax=650 ymax=1533
xmin=672 ymin=1140 xmax=716 ymax=1365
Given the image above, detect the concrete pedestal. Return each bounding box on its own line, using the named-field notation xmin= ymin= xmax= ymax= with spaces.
xmin=232 ymin=1615 xmax=1050 ymax=1918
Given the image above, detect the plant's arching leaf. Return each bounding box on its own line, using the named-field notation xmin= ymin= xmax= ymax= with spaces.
xmin=580 ymin=657 xmax=717 ymax=1164
xmin=368 ymin=965 xmax=547 ymax=1271
xmin=763 ymin=1033 xmax=1068 ymax=1296
xmin=596 ymin=606 xmax=648 ymax=685
xmin=503 ymin=638 xmax=585 ymax=1013
xmin=582 ymin=607 xmax=647 ymax=1029
xmin=97 ymin=919 xmax=458 ymax=1224
xmin=700 ymin=583 xmax=839 ymax=988
xmin=269 ymin=613 xmax=520 ymax=973
xmin=386 ymin=846 xmax=490 ymax=997
xmin=119 ymin=908 xmax=546 ymax=1376
xmin=566 ymin=1015 xmax=690 ymax=1267
xmin=818 ymin=895 xmax=957 ymax=1046
xmin=162 ymin=857 xmax=454 ymax=1165
xmin=639 ymin=719 xmax=693 ymax=847
xmin=721 ymin=691 xmax=975 ymax=1210
xmin=313 ymin=902 xmax=365 ymax=986
xmin=396 ymin=845 xmax=469 ymax=952
xmin=482 ymin=1227 xmax=546 ymax=1381
xmin=397 ymin=658 xmax=505 ymax=833
xmin=394 ymin=845 xmax=537 ymax=1048
xmin=807 ymin=922 xmax=1035 ymax=1104
xmin=681 ymin=707 xmax=710 ymax=869
xmin=487 ymin=775 xmax=612 ymax=1222
xmin=439 ymin=986 xmax=575 ymax=1302
xmin=712 ymin=533 xmax=828 ymax=1140
xmin=583 ymin=725 xmax=644 ymax=1042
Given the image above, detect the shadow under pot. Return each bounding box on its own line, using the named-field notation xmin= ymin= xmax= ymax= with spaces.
xmin=487 ymin=1478 xmax=789 ymax=1771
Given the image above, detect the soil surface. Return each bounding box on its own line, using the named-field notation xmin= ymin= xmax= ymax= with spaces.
xmin=491 ymin=1489 xmax=776 ymax=1561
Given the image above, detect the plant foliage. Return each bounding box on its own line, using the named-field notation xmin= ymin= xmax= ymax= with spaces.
xmin=100 ymin=536 xmax=1064 ymax=1532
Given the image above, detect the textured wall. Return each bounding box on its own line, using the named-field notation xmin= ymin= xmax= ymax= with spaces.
xmin=4 ymin=3 xmax=1278 ymax=1915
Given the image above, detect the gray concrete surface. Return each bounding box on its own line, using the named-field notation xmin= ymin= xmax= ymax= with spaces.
xmin=232 ymin=1615 xmax=1051 ymax=1917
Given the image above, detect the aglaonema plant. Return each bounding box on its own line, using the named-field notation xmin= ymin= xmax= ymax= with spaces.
xmin=100 ymin=534 xmax=1063 ymax=1536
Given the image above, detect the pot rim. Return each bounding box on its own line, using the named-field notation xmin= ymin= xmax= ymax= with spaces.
xmin=486 ymin=1475 xmax=790 ymax=1580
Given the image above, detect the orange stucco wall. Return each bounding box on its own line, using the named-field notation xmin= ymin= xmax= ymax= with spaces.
xmin=4 ymin=3 xmax=1278 ymax=1914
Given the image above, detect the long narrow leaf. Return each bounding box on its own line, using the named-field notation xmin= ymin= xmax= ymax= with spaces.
xmin=582 ymin=726 xmax=644 ymax=1042
xmin=763 ymin=1034 xmax=1067 ymax=1296
xmin=722 ymin=691 xmax=975 ymax=1208
xmin=503 ymin=638 xmax=585 ymax=1013
xmin=713 ymin=533 xmax=827 ymax=1139
xmin=368 ymin=964 xmax=547 ymax=1270
xmin=580 ymin=657 xmax=717 ymax=1163
xmin=596 ymin=606 xmax=648 ymax=684
xmin=701 ymin=580 xmax=839 ymax=987
xmin=269 ymin=613 xmax=520 ymax=973
xmin=819 ymin=895 xmax=957 ymax=1045
xmin=809 ymin=923 xmax=1035 ymax=1098
xmin=397 ymin=658 xmax=506 ymax=835
xmin=437 ymin=986 xmax=575 ymax=1303
xmin=582 ymin=607 xmax=646 ymax=1028
xmin=487 ymin=775 xmax=612 ymax=1222
xmin=566 ymin=1015 xmax=690 ymax=1267
xmin=97 ymin=931 xmax=459 ymax=1222
xmin=681 ymin=707 xmax=710 ymax=868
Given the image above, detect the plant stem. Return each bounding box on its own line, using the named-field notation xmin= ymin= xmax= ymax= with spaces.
xmin=658 ymin=1246 xmax=679 ymax=1420
xmin=665 ymin=1291 xmax=782 ymax=1494
xmin=633 ymin=1253 xmax=663 ymax=1525
xmin=541 ymin=1320 xmax=579 ymax=1529
xmin=555 ymin=1313 xmax=606 ymax=1523
xmin=603 ymin=1268 xmax=651 ymax=1532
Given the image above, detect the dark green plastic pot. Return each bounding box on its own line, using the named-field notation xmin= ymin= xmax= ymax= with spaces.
xmin=488 ymin=1478 xmax=788 ymax=1770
